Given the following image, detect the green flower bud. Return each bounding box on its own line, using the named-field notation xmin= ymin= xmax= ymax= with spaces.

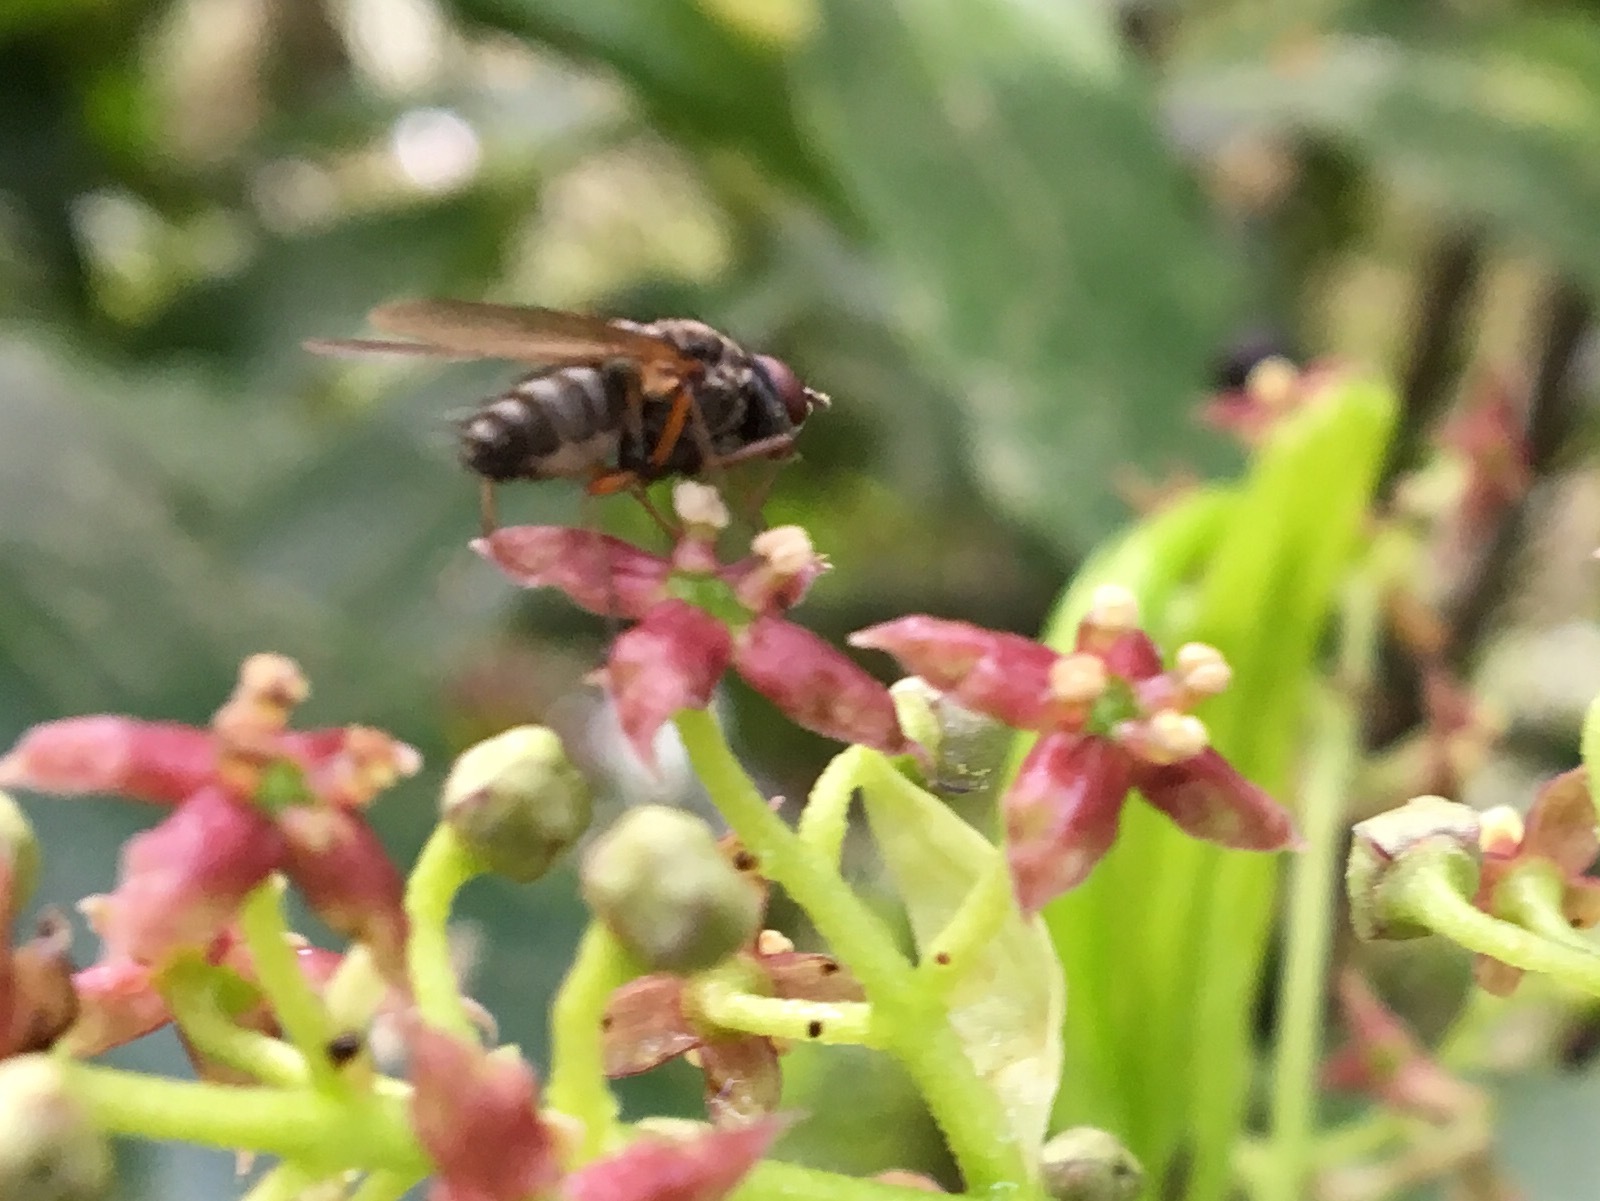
xmin=1040 ymin=1127 xmax=1144 ymax=1201
xmin=0 ymin=790 xmax=39 ymax=910
xmin=0 ymin=1056 xmax=113 ymax=1201
xmin=1347 ymin=795 xmax=1482 ymax=941
xmin=581 ymin=806 xmax=761 ymax=974
xmin=441 ymin=727 xmax=593 ymax=883
xmin=890 ymin=677 xmax=1009 ymax=801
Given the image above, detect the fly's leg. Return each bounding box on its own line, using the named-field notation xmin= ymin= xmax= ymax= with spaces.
xmin=478 ymin=478 xmax=500 ymax=538
xmin=601 ymin=358 xmax=647 ymax=463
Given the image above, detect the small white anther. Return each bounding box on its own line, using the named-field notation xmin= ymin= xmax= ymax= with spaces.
xmin=1049 ymin=653 xmax=1108 ymax=705
xmin=672 ymin=481 xmax=730 ymax=531
xmin=750 ymin=525 xmax=815 ymax=576
xmin=1086 ymin=584 xmax=1140 ymax=633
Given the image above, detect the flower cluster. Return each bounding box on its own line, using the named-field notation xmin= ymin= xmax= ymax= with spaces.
xmin=852 ymin=586 xmax=1298 ymax=911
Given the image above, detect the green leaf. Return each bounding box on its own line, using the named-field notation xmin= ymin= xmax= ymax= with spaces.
xmin=792 ymin=0 xmax=1243 ymax=550
xmin=1169 ymin=18 xmax=1600 ymax=295
xmin=854 ymin=755 xmax=1064 ymax=1167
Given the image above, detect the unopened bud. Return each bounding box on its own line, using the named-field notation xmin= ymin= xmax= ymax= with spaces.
xmin=1085 ymin=585 xmax=1139 ymax=635
xmin=1347 ymin=796 xmax=1481 ymax=941
xmin=1040 ymin=1127 xmax=1144 ymax=1201
xmin=890 ymin=678 xmax=1010 ymax=799
xmin=581 ymin=806 xmax=761 ymax=973
xmin=0 ymin=1056 xmax=113 ymax=1201
xmin=0 ymin=791 xmax=40 ymax=910
xmin=442 ymin=727 xmax=593 ymax=884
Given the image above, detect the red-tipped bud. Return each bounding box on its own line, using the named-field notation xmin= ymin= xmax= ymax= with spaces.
xmin=407 ymin=1023 xmax=561 ymax=1201
xmin=60 ymin=960 xmax=171 ymax=1057
xmin=473 ymin=527 xmax=673 ymax=619
xmin=1347 ymin=796 xmax=1482 ymax=941
xmin=733 ymin=616 xmax=910 ymax=756
xmin=0 ymin=718 xmax=214 ymax=807
xmin=563 ymin=1119 xmax=781 ymax=1201
xmin=84 ymin=786 xmax=286 ymax=967
xmin=279 ymin=807 xmax=408 ymax=985
xmin=0 ymin=1055 xmax=113 ymax=1201
xmin=1040 ymin=1127 xmax=1144 ymax=1201
xmin=605 ymin=601 xmax=733 ymax=767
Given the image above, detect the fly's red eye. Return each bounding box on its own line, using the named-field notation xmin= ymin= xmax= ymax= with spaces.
xmin=755 ymin=354 xmax=815 ymax=426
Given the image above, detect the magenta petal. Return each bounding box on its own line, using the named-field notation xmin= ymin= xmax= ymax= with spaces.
xmin=1005 ymin=733 xmax=1133 ymax=912
xmin=0 ymin=717 xmax=214 ymax=806
xmin=734 ymin=616 xmax=909 ymax=754
xmin=279 ymin=807 xmax=409 ymax=985
xmin=408 ymin=1022 xmax=561 ymax=1201
xmin=850 ymin=616 xmax=1056 ymax=729
xmin=563 ymin=1118 xmax=782 ymax=1201
xmin=1077 ymin=627 xmax=1163 ymax=682
xmin=91 ymin=786 xmax=287 ymax=967
xmin=1133 ymin=749 xmax=1299 ymax=851
xmin=60 ymin=959 xmax=172 ymax=1056
xmin=607 ymin=601 xmax=733 ymax=766
xmin=474 ymin=526 xmax=673 ymax=619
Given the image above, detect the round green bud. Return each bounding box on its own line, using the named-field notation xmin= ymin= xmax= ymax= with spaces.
xmin=441 ymin=726 xmax=593 ymax=883
xmin=0 ymin=1056 xmax=113 ymax=1201
xmin=581 ymin=805 xmax=761 ymax=974
xmin=1347 ymin=795 xmax=1482 ymax=941
xmin=0 ymin=791 xmax=39 ymax=910
xmin=1040 ymin=1127 xmax=1144 ymax=1201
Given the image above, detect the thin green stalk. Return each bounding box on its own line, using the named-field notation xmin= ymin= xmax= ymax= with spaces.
xmin=546 ymin=922 xmax=633 ymax=1160
xmin=348 ymin=1171 xmax=427 ymax=1201
xmin=164 ymin=966 xmax=310 ymax=1088
xmin=63 ymin=1062 xmax=427 ymax=1173
xmin=1388 ymin=853 xmax=1600 ymax=994
xmin=403 ymin=824 xmax=482 ymax=1040
xmin=238 ymin=879 xmax=341 ymax=1090
xmin=1263 ymin=685 xmax=1355 ymax=1201
xmin=676 ymin=709 xmax=1031 ymax=1195
xmin=798 ymin=749 xmax=863 ymax=867
xmin=738 ymin=1160 xmax=953 ymax=1201
xmin=921 ymin=857 xmax=1013 ymax=991
xmin=1495 ymin=866 xmax=1598 ymax=952
xmin=240 ymin=1162 xmax=318 ymax=1201
xmin=691 ymin=976 xmax=880 ymax=1047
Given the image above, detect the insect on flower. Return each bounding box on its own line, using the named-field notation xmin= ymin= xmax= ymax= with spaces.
xmin=306 ymin=299 xmax=830 ymax=535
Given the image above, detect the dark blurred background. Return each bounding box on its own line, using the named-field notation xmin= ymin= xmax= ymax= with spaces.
xmin=7 ymin=0 xmax=1600 ymax=1196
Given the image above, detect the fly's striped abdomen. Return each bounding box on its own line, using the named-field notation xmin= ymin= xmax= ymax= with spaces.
xmin=458 ymin=365 xmax=629 ymax=482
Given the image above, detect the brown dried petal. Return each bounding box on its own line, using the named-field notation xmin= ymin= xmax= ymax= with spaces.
xmin=760 ymin=953 xmax=863 ymax=1004
xmin=602 ymin=976 xmax=700 ymax=1078
xmin=699 ymin=1035 xmax=782 ymax=1122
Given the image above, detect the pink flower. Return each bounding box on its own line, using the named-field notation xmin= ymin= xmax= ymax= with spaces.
xmin=851 ymin=587 xmax=1298 ymax=911
xmin=603 ymin=935 xmax=861 ymax=1122
xmin=2 ymin=655 xmax=420 ymax=979
xmin=474 ymin=490 xmax=908 ymax=767
xmin=407 ymin=1020 xmax=777 ymax=1201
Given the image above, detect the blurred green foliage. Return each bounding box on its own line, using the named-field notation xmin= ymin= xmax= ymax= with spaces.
xmin=6 ymin=0 xmax=1600 ymax=1197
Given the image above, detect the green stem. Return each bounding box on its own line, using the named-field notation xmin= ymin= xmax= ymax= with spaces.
xmin=240 ymin=1162 xmax=318 ymax=1201
xmin=676 ymin=709 xmax=1031 ymax=1195
xmin=63 ymin=1062 xmax=427 ymax=1173
xmin=349 ymin=1172 xmax=427 ymax=1201
xmin=403 ymin=824 xmax=482 ymax=1040
xmin=238 ymin=879 xmax=340 ymax=1090
xmin=921 ymin=858 xmax=1013 ymax=991
xmin=164 ymin=964 xmax=310 ymax=1088
xmin=1263 ymin=686 xmax=1356 ymax=1201
xmin=797 ymin=749 xmax=863 ymax=867
xmin=546 ymin=922 xmax=633 ymax=1160
xmin=1387 ymin=852 xmax=1600 ymax=994
xmin=1495 ymin=866 xmax=1597 ymax=952
xmin=691 ymin=976 xmax=880 ymax=1047
xmin=738 ymin=1159 xmax=952 ymax=1201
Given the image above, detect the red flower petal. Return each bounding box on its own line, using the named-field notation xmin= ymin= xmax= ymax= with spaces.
xmin=1322 ymin=971 xmax=1476 ymax=1122
xmin=850 ymin=617 xmax=1057 ymax=730
xmin=760 ymin=952 xmax=863 ymax=1003
xmin=60 ymin=959 xmax=172 ymax=1057
xmin=408 ymin=1022 xmax=561 ymax=1201
xmin=88 ymin=786 xmax=286 ymax=967
xmin=473 ymin=527 xmax=673 ymax=620
xmin=292 ymin=727 xmax=422 ymax=809
xmin=606 ymin=601 xmax=733 ymax=767
xmin=279 ymin=807 xmax=408 ymax=985
xmin=602 ymin=976 xmax=700 ymax=1078
xmin=0 ymin=718 xmax=214 ymax=806
xmin=699 ymin=1036 xmax=782 ymax=1121
xmin=1519 ymin=768 xmax=1598 ymax=879
xmin=563 ymin=1119 xmax=781 ymax=1201
xmin=1132 ymin=749 xmax=1298 ymax=852
xmin=1075 ymin=627 xmax=1163 ymax=682
xmin=1004 ymin=733 xmax=1132 ymax=912
xmin=734 ymin=616 xmax=909 ymax=755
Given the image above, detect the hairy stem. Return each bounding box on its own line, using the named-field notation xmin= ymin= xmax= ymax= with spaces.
xmin=692 ymin=976 xmax=880 ymax=1047
xmin=164 ymin=963 xmax=309 ymax=1088
xmin=403 ymin=824 xmax=482 ymax=1040
xmin=238 ymin=879 xmax=341 ymax=1090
